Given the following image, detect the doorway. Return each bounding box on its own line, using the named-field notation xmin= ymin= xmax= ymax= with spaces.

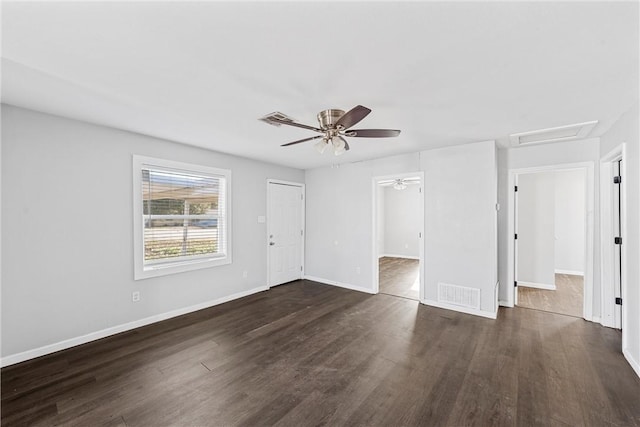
xmin=515 ymin=169 xmax=586 ymax=317
xmin=373 ymin=173 xmax=424 ymax=301
xmin=507 ymin=162 xmax=595 ymax=319
xmin=267 ymin=180 xmax=305 ymax=287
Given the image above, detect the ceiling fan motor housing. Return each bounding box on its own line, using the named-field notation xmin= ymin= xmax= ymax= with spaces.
xmin=317 ymin=109 xmax=345 ymax=130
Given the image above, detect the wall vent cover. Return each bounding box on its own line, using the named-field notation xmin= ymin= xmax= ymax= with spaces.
xmin=509 ymin=120 xmax=598 ymax=146
xmin=259 ymin=112 xmax=295 ymax=126
xmin=438 ymin=282 xmax=480 ymax=310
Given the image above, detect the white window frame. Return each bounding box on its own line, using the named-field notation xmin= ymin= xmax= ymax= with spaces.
xmin=133 ymin=155 xmax=232 ymax=280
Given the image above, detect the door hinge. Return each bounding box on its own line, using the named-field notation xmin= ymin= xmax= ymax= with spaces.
xmin=514 ymin=233 xmax=518 ymax=240
xmin=615 ymin=297 xmax=622 ymax=305
xmin=615 ymin=237 xmax=622 ymax=245
xmin=300 ymin=266 xmax=303 ymax=272
xmin=514 ymin=185 xmax=518 ymax=192
xmin=419 ymin=232 xmax=422 ymax=238
xmin=614 ymin=176 xmax=622 ymax=184
xmin=514 ymin=281 xmax=518 ymax=287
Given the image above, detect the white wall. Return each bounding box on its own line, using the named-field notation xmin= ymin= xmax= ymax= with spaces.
xmin=554 ymin=169 xmax=586 ymax=274
xmin=376 ymin=185 xmax=385 ymax=257
xmin=305 ymin=140 xmax=498 ymax=317
xmin=422 ymin=141 xmax=497 ymax=314
xmin=305 ymin=153 xmax=420 ymax=292
xmin=517 ymin=172 xmax=556 ymax=287
xmin=383 ymin=184 xmax=420 ymax=258
xmin=1 ymin=105 xmax=304 ymax=363
xmin=600 ymin=102 xmax=640 ymax=377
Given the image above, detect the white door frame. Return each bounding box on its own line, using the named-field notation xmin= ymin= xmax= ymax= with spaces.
xmin=372 ymin=172 xmax=425 ymax=302
xmin=600 ymin=144 xmax=627 ymax=338
xmin=505 ymin=162 xmax=595 ymax=321
xmin=266 ymin=179 xmax=305 ymax=288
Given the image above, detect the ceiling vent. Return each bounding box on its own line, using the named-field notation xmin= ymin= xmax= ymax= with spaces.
xmin=510 ymin=120 xmax=598 ymax=146
xmin=259 ymin=111 xmax=295 ymax=127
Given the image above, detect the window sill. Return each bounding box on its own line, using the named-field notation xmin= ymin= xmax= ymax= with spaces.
xmin=134 ymin=255 xmax=232 ymax=280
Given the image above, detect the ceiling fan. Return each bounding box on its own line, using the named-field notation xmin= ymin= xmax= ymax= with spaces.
xmin=260 ymin=105 xmax=401 ymax=156
xmin=378 ymin=177 xmax=421 ymax=190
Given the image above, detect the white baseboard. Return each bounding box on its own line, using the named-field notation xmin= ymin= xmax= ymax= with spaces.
xmin=379 ymin=254 xmax=420 ymax=260
xmin=499 ymin=300 xmax=514 ymax=308
xmin=555 ymin=269 xmax=584 ymax=276
xmin=1 ymin=285 xmax=269 ymax=368
xmin=518 ymin=281 xmax=556 ymax=290
xmin=623 ymin=348 xmax=640 ymax=379
xmin=590 ymin=316 xmax=600 ymax=323
xmin=422 ymin=299 xmax=498 ymax=319
xmin=304 ymin=275 xmax=376 ymax=294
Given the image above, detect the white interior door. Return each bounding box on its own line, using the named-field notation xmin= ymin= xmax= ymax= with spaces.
xmin=268 ymin=182 xmax=303 ymax=287
xmin=516 ymin=172 xmax=556 ymax=289
xmin=613 ymin=160 xmax=623 ymax=329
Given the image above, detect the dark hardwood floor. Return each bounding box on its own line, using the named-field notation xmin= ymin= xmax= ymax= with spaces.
xmin=518 ymin=273 xmax=583 ymax=317
xmin=379 ymin=256 xmax=420 ymax=300
xmin=2 ymin=280 xmax=639 ymax=426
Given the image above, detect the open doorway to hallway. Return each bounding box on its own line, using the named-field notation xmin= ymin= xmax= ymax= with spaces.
xmin=373 ymin=174 xmax=423 ymax=301
xmin=379 ymin=257 xmax=419 ymax=300
xmin=515 ymin=169 xmax=587 ymax=317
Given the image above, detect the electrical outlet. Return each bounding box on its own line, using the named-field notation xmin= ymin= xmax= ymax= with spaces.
xmin=132 ymin=291 xmax=140 ymax=302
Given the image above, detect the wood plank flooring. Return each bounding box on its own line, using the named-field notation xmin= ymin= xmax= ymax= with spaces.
xmin=2 ymin=280 xmax=639 ymax=426
xmin=518 ymin=274 xmax=583 ymax=317
xmin=379 ymin=256 xmax=419 ymax=300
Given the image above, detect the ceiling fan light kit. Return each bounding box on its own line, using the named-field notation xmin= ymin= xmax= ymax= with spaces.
xmin=393 ymin=181 xmax=408 ymax=190
xmin=261 ymin=105 xmax=401 ymax=156
xmin=378 ymin=177 xmax=421 ymax=191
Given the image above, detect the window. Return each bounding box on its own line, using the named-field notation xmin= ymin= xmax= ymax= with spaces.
xmin=133 ymin=156 xmax=231 ymax=279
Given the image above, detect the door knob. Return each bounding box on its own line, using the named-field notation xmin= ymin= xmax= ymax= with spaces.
xmin=269 ymin=242 xmax=275 ymax=246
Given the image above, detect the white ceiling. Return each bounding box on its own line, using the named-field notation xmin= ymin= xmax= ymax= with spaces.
xmin=2 ymin=1 xmax=638 ymax=170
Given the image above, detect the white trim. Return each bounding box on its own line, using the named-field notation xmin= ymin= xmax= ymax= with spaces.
xmin=517 ymin=281 xmax=557 ymax=290
xmin=509 ymin=121 xmax=598 ymax=147
xmin=0 ymin=286 xmax=268 ymax=368
xmin=599 ymin=145 xmax=626 ymax=333
xmin=372 ymin=172 xmax=425 ymax=302
xmin=304 ymin=275 xmax=376 ymax=295
xmin=266 ymin=179 xmax=305 ymax=288
xmin=379 ymin=254 xmax=420 ymax=260
xmin=623 ymin=348 xmax=640 ymax=379
xmin=554 ymin=269 xmax=584 ymax=276
xmin=423 ymin=299 xmax=498 ymax=319
xmin=507 ymin=161 xmax=595 ymax=322
xmin=132 ymin=155 xmax=232 ymax=280
xmin=499 ymin=300 xmax=513 ymax=307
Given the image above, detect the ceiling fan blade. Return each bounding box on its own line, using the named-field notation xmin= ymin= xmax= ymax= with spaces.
xmin=335 ymin=105 xmax=371 ymax=130
xmin=337 ymin=136 xmax=350 ymax=151
xmin=281 ymin=135 xmax=324 ymax=147
xmin=346 ymin=129 xmax=401 ymax=138
xmin=269 ymin=117 xmax=323 ymax=133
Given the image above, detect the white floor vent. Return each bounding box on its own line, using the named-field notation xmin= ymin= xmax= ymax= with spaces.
xmin=438 ymin=283 xmax=480 ymax=310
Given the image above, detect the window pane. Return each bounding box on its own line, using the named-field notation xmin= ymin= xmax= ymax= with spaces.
xmin=144 ymin=220 xmax=220 ymax=261
xmin=142 ymin=167 xmax=225 ymax=263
